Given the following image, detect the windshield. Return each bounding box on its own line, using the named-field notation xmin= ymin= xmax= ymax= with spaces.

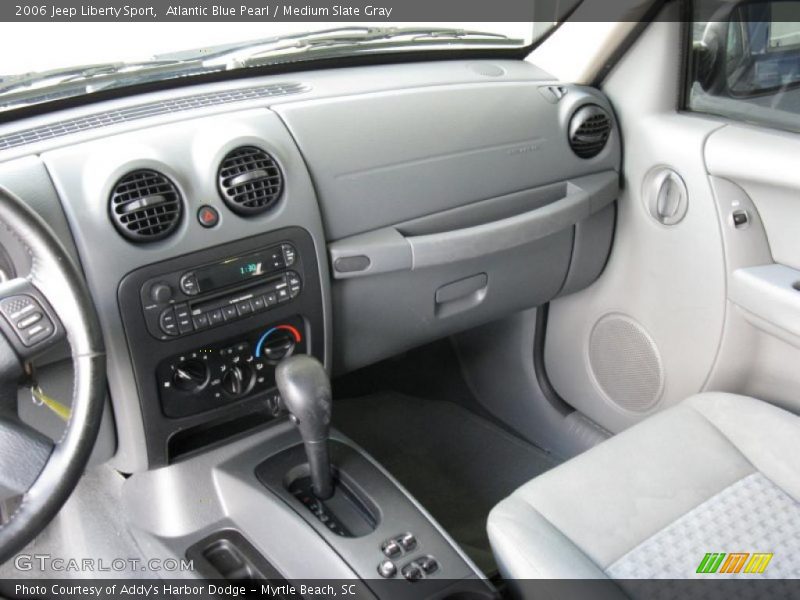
xmin=0 ymin=22 xmax=548 ymax=113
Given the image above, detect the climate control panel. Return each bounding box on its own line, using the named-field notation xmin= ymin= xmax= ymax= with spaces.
xmin=157 ymin=316 xmax=305 ymax=418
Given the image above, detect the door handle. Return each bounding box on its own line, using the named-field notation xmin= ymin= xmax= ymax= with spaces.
xmin=646 ymin=168 xmax=688 ymax=225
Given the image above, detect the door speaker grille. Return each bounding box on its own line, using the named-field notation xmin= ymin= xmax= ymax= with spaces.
xmin=588 ymin=314 xmax=664 ymax=412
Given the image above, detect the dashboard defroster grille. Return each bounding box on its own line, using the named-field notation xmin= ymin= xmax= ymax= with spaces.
xmin=0 ymin=82 xmax=309 ymax=151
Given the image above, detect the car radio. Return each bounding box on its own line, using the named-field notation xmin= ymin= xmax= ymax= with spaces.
xmin=139 ymin=242 xmax=302 ymax=340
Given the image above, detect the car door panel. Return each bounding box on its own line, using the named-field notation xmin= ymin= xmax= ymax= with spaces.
xmin=701 ymin=125 xmax=800 ymax=414
xmin=544 ymin=15 xmax=800 ymax=434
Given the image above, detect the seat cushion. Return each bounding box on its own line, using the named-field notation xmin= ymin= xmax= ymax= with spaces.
xmin=487 ymin=392 xmax=800 ymax=580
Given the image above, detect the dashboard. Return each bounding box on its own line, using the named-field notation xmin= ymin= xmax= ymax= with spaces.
xmin=0 ymin=58 xmax=620 ymax=472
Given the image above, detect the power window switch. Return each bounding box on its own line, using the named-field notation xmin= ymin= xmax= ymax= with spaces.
xmin=382 ymin=539 xmax=402 ymax=559
xmin=401 ymin=563 xmax=424 ymax=582
xmin=418 ymin=556 xmax=439 ymax=575
xmin=377 ymin=560 xmax=397 ymax=579
xmin=398 ymin=533 xmax=417 ymax=552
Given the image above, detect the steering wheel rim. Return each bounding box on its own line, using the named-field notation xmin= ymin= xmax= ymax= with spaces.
xmin=0 ymin=186 xmax=105 ymax=564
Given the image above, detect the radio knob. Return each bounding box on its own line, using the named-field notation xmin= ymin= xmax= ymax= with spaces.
xmin=150 ymin=282 xmax=173 ymax=304
xmin=221 ymin=364 xmax=254 ymax=398
xmin=171 ymin=359 xmax=210 ymax=393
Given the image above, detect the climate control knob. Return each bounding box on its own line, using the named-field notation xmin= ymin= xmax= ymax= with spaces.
xmin=221 ymin=363 xmax=255 ymax=398
xmin=261 ymin=330 xmax=297 ymax=363
xmin=171 ymin=359 xmax=210 ymax=393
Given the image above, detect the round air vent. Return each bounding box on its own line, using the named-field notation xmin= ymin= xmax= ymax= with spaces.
xmin=217 ymin=146 xmax=283 ymax=216
xmin=568 ymin=104 xmax=612 ymax=159
xmin=109 ymin=169 xmax=183 ymax=242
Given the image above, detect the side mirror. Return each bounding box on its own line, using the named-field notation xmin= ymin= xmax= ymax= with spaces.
xmin=692 ymin=0 xmax=800 ymax=95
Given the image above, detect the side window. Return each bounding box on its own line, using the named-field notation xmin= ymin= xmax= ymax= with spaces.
xmin=687 ymin=0 xmax=800 ymax=132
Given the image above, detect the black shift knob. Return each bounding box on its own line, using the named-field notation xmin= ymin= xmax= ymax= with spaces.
xmin=276 ymin=355 xmax=334 ymax=499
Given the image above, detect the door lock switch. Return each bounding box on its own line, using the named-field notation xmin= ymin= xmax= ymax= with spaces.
xmin=732 ymin=210 xmax=749 ymax=228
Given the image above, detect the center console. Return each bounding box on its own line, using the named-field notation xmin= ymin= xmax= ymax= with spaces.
xmin=123 ymin=422 xmax=496 ymax=600
xmin=118 ymin=226 xmax=324 ymax=466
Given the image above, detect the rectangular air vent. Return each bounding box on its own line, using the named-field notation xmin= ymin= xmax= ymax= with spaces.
xmin=0 ymin=82 xmax=310 ymax=151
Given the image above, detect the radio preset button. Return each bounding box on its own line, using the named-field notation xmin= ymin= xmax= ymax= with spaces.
xmin=263 ymin=292 xmax=278 ymax=307
xmin=252 ymin=296 xmax=266 ymax=311
xmin=159 ymin=308 xmax=178 ymax=336
xmin=208 ymin=309 xmax=224 ymax=325
xmin=192 ymin=313 xmax=210 ymax=330
xmin=236 ymin=301 xmax=252 ymax=317
xmin=179 ymin=272 xmax=200 ymax=296
xmin=276 ymin=288 xmax=290 ymax=303
xmin=222 ymin=305 xmax=238 ymax=321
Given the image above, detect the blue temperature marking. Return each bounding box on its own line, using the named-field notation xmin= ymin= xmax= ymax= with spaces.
xmin=255 ymin=327 xmax=278 ymax=358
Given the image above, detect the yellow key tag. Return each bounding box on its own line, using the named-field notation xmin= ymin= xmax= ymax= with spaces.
xmin=30 ymin=386 xmax=71 ymax=422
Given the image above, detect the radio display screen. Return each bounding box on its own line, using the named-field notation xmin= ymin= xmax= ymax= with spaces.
xmin=195 ymin=248 xmax=284 ymax=292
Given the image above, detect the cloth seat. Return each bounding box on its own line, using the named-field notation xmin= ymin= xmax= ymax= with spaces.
xmin=487 ymin=393 xmax=800 ymax=582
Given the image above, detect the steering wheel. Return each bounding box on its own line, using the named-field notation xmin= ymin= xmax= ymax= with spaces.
xmin=0 ymin=187 xmax=105 ymax=564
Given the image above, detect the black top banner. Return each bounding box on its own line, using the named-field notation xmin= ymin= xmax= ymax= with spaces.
xmin=4 ymin=0 xmax=548 ymax=22
xmin=7 ymin=0 xmax=797 ymax=23
xmin=3 ymin=0 xmax=799 ymax=23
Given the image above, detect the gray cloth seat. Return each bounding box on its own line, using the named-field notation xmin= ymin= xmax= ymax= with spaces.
xmin=487 ymin=392 xmax=800 ymax=581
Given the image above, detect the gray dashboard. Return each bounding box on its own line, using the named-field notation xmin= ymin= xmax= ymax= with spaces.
xmin=0 ymin=58 xmax=620 ymax=472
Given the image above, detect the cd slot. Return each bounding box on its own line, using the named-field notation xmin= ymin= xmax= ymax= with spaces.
xmin=190 ymin=243 xmax=296 ymax=296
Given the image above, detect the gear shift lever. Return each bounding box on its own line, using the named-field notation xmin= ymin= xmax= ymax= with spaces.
xmin=276 ymin=355 xmax=334 ymax=500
